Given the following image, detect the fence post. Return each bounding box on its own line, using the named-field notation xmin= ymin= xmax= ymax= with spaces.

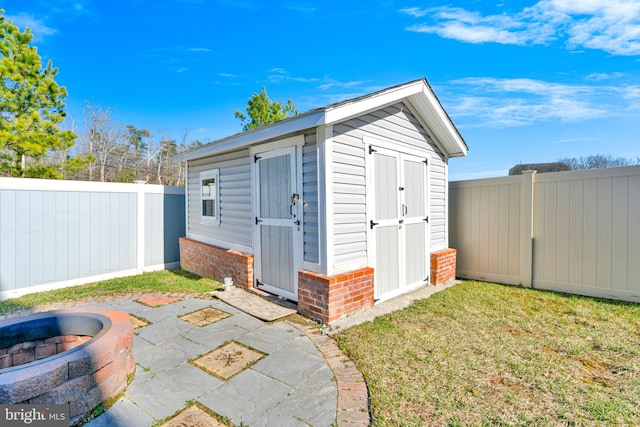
xmin=520 ymin=170 xmax=536 ymax=287
xmin=134 ymin=180 xmax=146 ymax=273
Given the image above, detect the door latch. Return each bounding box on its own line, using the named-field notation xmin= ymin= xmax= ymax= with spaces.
xmin=370 ymin=220 xmax=378 ymax=229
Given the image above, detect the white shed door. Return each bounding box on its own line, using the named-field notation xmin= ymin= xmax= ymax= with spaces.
xmin=371 ymin=148 xmax=429 ymax=301
xmin=254 ymin=146 xmax=301 ymax=301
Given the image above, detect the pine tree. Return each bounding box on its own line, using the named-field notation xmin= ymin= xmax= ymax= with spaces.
xmin=0 ymin=10 xmax=76 ymax=177
xmin=235 ymin=86 xmax=298 ymax=131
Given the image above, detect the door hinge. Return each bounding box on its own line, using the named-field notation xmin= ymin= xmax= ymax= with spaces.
xmin=369 ymin=146 xmax=377 ymax=155
xmin=370 ymin=220 xmax=378 ymax=229
xmin=424 ymin=216 xmax=429 ymax=223
xmin=254 ymin=154 xmax=262 ymax=163
xmin=423 ymin=158 xmax=429 ymax=165
xmin=255 ymin=217 xmax=262 ymax=225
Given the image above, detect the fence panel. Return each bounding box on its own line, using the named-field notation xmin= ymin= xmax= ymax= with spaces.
xmin=450 ymin=166 xmax=640 ymax=303
xmin=532 ymin=168 xmax=640 ymax=301
xmin=450 ymin=176 xmax=524 ymax=285
xmin=0 ymin=178 xmax=185 ymax=300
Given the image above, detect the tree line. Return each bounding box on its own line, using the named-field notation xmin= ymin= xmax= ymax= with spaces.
xmin=0 ymin=10 xmax=205 ymax=185
xmin=557 ymin=154 xmax=640 ymax=170
xmin=64 ymin=102 xmax=202 ymax=185
xmin=1 ymin=11 xmax=299 ymax=185
xmin=5 ymin=10 xmax=635 ymax=185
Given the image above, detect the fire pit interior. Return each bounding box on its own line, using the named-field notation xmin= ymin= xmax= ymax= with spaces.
xmin=0 ymin=308 xmax=134 ymax=425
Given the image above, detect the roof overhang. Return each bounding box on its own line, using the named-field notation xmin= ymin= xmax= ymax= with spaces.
xmin=171 ymin=110 xmax=325 ymax=163
xmin=172 ymin=78 xmax=467 ymax=163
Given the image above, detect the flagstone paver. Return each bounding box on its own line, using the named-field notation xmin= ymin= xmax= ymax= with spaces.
xmin=136 ymin=296 xmax=183 ymax=307
xmin=198 ymin=369 xmax=293 ymax=426
xmin=126 ymin=363 xmax=222 ymax=420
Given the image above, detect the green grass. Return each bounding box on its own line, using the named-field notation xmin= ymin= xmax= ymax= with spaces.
xmin=0 ymin=270 xmax=221 ymax=316
xmin=334 ymin=281 xmax=640 ymax=426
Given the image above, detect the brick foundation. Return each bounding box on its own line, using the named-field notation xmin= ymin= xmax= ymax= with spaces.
xmin=298 ymin=267 xmax=374 ymax=324
xmin=431 ymin=248 xmax=457 ymax=285
xmin=179 ymin=237 xmax=254 ymax=289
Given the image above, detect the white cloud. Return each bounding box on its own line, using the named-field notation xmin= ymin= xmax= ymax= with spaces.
xmin=6 ymin=14 xmax=57 ymax=41
xmin=585 ymin=72 xmax=626 ymax=81
xmin=217 ymin=72 xmax=237 ymax=78
xmin=266 ymin=68 xmax=320 ymax=84
xmin=49 ymin=0 xmax=91 ymax=15
xmin=318 ymin=77 xmax=368 ymax=90
xmin=188 ymin=47 xmax=211 ymax=52
xmin=623 ymin=85 xmax=640 ymax=99
xmin=447 ymin=77 xmax=633 ymax=127
xmin=407 ymin=22 xmax=527 ymax=45
xmin=401 ymin=0 xmax=640 ymax=55
xmin=399 ymin=7 xmax=429 ymax=18
xmin=284 ymin=3 xmax=317 ymax=14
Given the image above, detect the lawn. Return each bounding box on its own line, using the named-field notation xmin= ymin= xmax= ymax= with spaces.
xmin=334 ymin=281 xmax=640 ymax=427
xmin=0 ymin=270 xmax=221 ymax=316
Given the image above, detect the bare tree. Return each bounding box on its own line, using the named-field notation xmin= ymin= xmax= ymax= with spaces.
xmin=559 ymin=154 xmax=640 ymax=170
xmin=82 ymin=103 xmax=128 ymax=182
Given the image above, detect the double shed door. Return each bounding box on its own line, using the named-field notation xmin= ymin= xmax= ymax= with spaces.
xmin=371 ymin=148 xmax=429 ymax=300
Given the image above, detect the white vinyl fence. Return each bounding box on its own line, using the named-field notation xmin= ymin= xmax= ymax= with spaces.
xmin=0 ymin=178 xmax=185 ymax=300
xmin=449 ymin=166 xmax=640 ymax=303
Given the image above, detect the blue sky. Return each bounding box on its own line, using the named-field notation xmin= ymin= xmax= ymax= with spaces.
xmin=4 ymin=0 xmax=639 ymax=180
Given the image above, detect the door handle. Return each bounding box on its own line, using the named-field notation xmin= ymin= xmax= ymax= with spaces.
xmin=402 ymin=204 xmax=408 ymax=216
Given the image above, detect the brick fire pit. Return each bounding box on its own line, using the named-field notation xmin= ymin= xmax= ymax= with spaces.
xmin=0 ymin=308 xmax=134 ymax=425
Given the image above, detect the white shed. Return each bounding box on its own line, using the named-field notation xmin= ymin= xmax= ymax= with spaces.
xmin=173 ymin=78 xmax=467 ymax=323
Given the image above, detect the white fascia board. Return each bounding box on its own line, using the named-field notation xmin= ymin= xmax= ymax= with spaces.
xmin=172 ymin=110 xmax=325 ymax=163
xmin=409 ymin=89 xmax=467 ymax=158
xmin=324 ymin=81 xmax=424 ymax=125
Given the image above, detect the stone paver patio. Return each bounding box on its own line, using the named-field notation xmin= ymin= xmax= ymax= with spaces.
xmin=30 ymin=294 xmax=371 ymax=427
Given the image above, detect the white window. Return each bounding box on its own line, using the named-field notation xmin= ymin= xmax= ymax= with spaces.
xmin=200 ymin=169 xmax=220 ymax=225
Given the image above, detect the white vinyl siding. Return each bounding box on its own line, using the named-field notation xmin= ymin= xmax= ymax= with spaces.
xmin=187 ymin=150 xmax=253 ymax=252
xmin=429 ymin=157 xmax=447 ymax=250
xmin=332 ymin=102 xmax=448 ymax=268
xmin=331 ymin=126 xmax=367 ymax=269
xmin=302 ymin=133 xmax=319 ymax=264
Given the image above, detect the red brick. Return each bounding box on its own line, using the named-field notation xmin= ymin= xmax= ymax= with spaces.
xmin=12 ymin=349 xmax=35 ymax=366
xmin=180 ymin=238 xmax=254 ymax=289
xmin=35 ymin=343 xmax=58 ymax=360
xmin=0 ymin=353 xmax=13 ymax=369
xmin=431 ymin=249 xmax=457 ymax=285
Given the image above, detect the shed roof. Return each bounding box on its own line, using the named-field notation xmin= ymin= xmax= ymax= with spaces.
xmin=172 ymin=78 xmax=468 ymax=163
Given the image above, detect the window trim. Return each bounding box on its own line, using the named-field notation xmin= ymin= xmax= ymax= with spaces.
xmin=200 ymin=169 xmax=220 ymax=226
